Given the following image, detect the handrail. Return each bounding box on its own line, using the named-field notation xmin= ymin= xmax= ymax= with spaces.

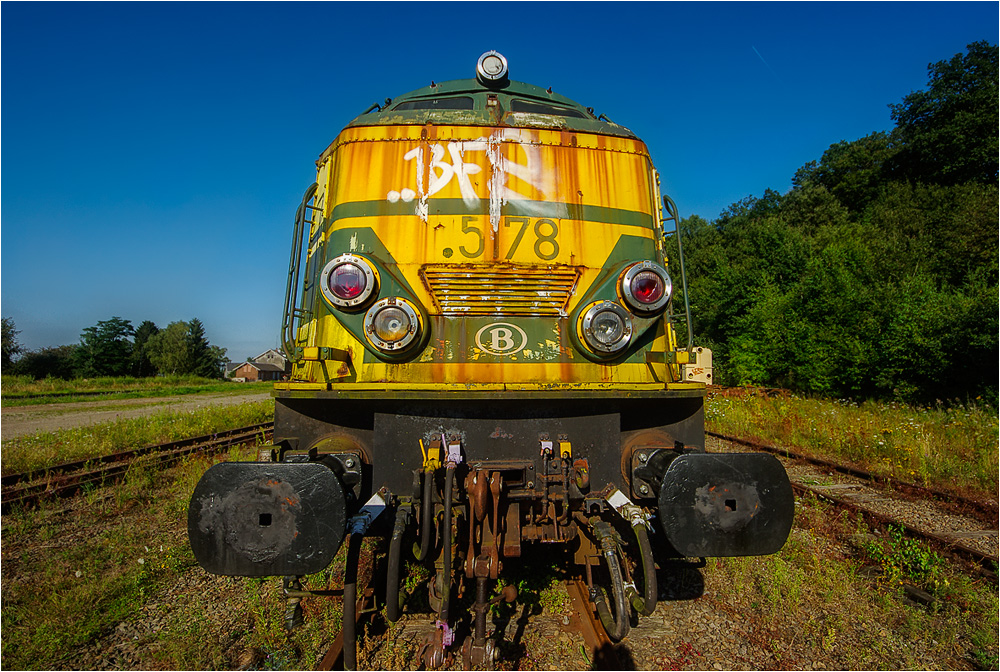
xmin=282 ymin=182 xmax=319 ymax=360
xmin=662 ymin=195 xmax=693 ymax=352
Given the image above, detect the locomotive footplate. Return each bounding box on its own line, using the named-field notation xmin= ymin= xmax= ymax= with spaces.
xmin=188 ymin=462 xmax=348 ymax=577
xmin=655 ymin=453 xmax=794 ymax=557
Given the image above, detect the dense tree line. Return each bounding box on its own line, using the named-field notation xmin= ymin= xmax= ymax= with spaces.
xmin=2 ymin=316 xmax=227 ymax=380
xmin=679 ymin=42 xmax=997 ymax=403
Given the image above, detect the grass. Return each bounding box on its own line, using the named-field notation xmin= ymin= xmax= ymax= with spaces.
xmin=705 ymin=392 xmax=999 ymax=499
xmin=1 ymin=399 xmax=274 ymax=474
xmin=1 ymin=390 xmax=996 ymax=670
xmin=1 ymin=374 xmax=272 ymax=407
xmin=705 ymin=493 xmax=999 ymax=670
xmin=0 ymin=441 xmax=257 ymax=670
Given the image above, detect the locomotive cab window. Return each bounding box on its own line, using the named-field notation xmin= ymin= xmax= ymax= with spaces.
xmin=392 ymin=96 xmax=475 ymax=111
xmin=508 ymin=99 xmax=588 ymax=118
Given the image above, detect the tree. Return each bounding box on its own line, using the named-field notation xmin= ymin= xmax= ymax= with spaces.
xmin=131 ymin=320 xmax=160 ymax=377
xmin=187 ymin=318 xmax=226 ymax=379
xmin=2 ymin=317 xmax=24 ymax=372
xmin=75 ymin=317 xmax=134 ymax=377
xmin=792 ymin=132 xmax=897 ymax=212
xmin=146 ymin=318 xmax=227 ymax=378
xmin=146 ymin=321 xmax=191 ymax=375
xmin=13 ymin=345 xmax=79 ymax=380
xmin=889 ymin=41 xmax=999 ymax=185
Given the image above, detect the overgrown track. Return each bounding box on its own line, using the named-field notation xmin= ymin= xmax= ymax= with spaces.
xmin=0 ymin=422 xmax=274 ymax=514
xmin=708 ymin=430 xmax=999 ymax=571
xmin=565 ymin=578 xmax=624 ymax=670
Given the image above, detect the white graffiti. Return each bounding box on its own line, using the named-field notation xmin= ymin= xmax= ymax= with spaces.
xmin=386 ymin=130 xmax=564 ymax=228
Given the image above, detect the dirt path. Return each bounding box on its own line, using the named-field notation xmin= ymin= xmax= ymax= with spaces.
xmin=0 ymin=391 xmax=272 ymax=439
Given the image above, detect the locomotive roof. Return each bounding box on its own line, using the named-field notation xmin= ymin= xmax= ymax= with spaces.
xmin=345 ymin=77 xmax=638 ymax=139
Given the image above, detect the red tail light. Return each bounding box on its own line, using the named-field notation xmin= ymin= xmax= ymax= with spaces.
xmin=621 ymin=261 xmax=671 ymax=313
xmin=330 ymin=263 xmax=367 ymax=300
xmin=321 ymin=254 xmax=377 ymax=309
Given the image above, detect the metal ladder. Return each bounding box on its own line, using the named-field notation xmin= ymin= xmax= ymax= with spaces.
xmin=282 ymin=182 xmax=321 ymax=360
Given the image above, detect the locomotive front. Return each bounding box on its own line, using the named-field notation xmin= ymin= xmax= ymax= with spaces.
xmin=188 ymin=52 xmax=794 ymax=663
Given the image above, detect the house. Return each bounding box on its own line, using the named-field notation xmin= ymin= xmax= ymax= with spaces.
xmin=252 ymin=348 xmax=291 ymax=375
xmin=226 ymin=348 xmax=293 ymax=382
xmin=230 ymin=361 xmax=286 ymax=382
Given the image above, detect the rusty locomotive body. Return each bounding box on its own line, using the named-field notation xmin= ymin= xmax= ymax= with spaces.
xmin=188 ymin=52 xmax=794 ymax=667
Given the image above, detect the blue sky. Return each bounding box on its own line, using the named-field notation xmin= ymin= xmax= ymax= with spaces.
xmin=2 ymin=2 xmax=996 ymax=360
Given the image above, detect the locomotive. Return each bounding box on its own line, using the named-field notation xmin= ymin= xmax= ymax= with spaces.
xmin=188 ymin=51 xmax=794 ymax=668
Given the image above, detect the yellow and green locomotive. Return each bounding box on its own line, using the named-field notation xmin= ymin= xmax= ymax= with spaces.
xmin=189 ymin=52 xmax=793 ymax=665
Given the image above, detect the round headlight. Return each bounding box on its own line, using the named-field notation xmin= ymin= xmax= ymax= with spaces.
xmin=621 ymin=261 xmax=672 ymax=313
xmin=476 ymin=50 xmax=508 ymax=85
xmin=580 ymin=301 xmax=632 ymax=354
xmin=364 ymin=297 xmax=420 ymax=353
xmin=321 ymin=254 xmax=377 ymax=309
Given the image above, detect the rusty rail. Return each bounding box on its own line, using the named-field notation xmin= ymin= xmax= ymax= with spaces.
xmin=707 ymin=430 xmax=998 ymax=523
xmin=1 ymin=422 xmax=274 ymax=513
xmin=565 ymin=578 xmax=623 ymax=670
xmin=791 ymin=480 xmax=999 ymax=572
xmin=709 ymin=431 xmax=998 ymax=572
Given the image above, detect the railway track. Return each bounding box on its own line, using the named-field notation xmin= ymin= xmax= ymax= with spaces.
xmin=708 ymin=430 xmax=999 ymax=571
xmin=1 ymin=422 xmax=274 ymax=514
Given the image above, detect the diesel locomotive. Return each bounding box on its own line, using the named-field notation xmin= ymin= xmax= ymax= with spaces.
xmin=188 ymin=51 xmax=794 ymax=668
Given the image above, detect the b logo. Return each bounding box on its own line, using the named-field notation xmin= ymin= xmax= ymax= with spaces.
xmin=475 ymin=323 xmax=528 ymax=356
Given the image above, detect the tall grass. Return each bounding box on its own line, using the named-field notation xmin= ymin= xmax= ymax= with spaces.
xmin=706 ymin=393 xmax=998 ymax=499
xmin=1 ymin=375 xmax=272 ymax=406
xmin=0 ymin=444 xmax=262 ymax=670
xmin=1 ymin=400 xmax=274 ymax=474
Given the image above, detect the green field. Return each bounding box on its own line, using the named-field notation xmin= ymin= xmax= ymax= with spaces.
xmin=1 ymin=375 xmax=272 ymax=407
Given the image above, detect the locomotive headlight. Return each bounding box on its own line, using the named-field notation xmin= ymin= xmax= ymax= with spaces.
xmin=476 ymin=50 xmax=509 ymax=86
xmin=621 ymin=261 xmax=672 ymax=313
xmin=580 ymin=301 xmax=632 ymax=354
xmin=364 ymin=297 xmax=420 ymax=352
xmin=321 ymin=254 xmax=377 ymax=309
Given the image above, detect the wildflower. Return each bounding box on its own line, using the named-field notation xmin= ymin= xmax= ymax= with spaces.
xmin=138 ymin=558 xmax=145 ymax=565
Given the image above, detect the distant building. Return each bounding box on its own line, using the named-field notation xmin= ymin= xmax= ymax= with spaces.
xmin=230 ymin=361 xmax=286 ymax=382
xmin=253 ymin=349 xmax=291 ymax=374
xmin=226 ymin=348 xmax=292 ymax=382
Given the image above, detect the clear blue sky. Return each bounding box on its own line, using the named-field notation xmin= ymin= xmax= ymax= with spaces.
xmin=2 ymin=2 xmax=996 ymax=360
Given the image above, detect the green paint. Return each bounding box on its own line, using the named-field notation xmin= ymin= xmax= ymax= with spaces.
xmin=345 ymin=78 xmax=637 ymax=139
xmin=419 ymin=316 xmax=574 ymax=364
xmin=314 ymin=228 xmax=428 ymax=362
xmin=329 ymin=198 xmax=654 ymax=230
xmin=565 ymin=235 xmax=666 ymax=363
xmin=310 ymin=228 xmax=667 ymax=367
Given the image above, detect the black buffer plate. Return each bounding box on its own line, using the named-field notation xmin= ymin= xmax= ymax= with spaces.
xmin=657 ymin=453 xmax=794 ymax=557
xmin=188 ymin=462 xmax=347 ymax=577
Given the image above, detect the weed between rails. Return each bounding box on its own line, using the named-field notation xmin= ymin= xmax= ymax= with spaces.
xmin=706 ymin=394 xmax=998 ymax=498
xmin=710 ymin=494 xmax=998 ymax=670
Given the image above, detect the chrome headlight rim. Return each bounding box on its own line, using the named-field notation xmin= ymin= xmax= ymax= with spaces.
xmin=620 ymin=261 xmax=672 ymax=314
xmin=363 ymin=296 xmax=421 ymax=353
xmin=580 ymin=300 xmax=633 ymax=354
xmin=476 ymin=50 xmax=509 ymax=85
xmin=320 ymin=254 xmax=377 ymax=310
